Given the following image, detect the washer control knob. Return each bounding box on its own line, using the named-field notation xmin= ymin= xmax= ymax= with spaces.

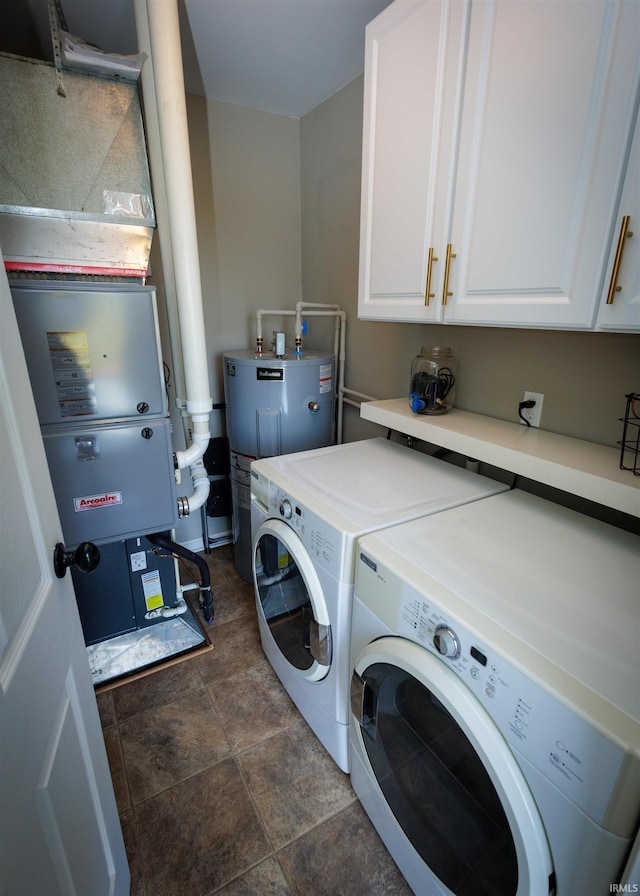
xmin=433 ymin=625 xmax=460 ymax=659
xmin=279 ymin=499 xmax=293 ymax=519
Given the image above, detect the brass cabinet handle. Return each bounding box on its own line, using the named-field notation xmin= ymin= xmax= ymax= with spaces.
xmin=425 ymin=248 xmax=438 ymax=305
xmin=424 ymin=246 xmax=438 ymax=308
xmin=606 ymin=215 xmax=633 ymax=305
xmin=442 ymin=243 xmax=456 ymax=306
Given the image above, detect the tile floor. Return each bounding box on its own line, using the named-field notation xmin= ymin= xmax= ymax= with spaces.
xmin=97 ymin=543 xmax=412 ymax=896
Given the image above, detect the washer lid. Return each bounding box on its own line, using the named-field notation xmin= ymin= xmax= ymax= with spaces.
xmin=254 ymin=438 xmax=508 ymax=531
xmin=365 ymin=489 xmax=640 ymax=726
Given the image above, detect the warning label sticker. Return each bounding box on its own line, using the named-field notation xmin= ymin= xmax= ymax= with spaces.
xmin=319 ymin=363 xmax=333 ymax=394
xmin=47 ymin=331 xmax=98 ymax=417
xmin=141 ymin=569 xmax=164 ymax=612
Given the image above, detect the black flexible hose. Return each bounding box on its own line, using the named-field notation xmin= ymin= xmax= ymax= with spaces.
xmin=147 ymin=533 xmax=214 ymax=623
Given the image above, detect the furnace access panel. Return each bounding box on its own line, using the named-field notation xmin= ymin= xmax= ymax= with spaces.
xmin=11 ymin=281 xmax=166 ymax=425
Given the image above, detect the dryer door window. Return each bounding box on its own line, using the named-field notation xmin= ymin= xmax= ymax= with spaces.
xmin=254 ymin=518 xmax=331 ymax=681
xmin=353 ymin=637 xmax=553 ymax=896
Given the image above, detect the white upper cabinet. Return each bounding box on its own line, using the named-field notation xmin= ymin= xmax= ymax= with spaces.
xmin=596 ymin=106 xmax=639 ymax=332
xmin=357 ymin=0 xmax=640 ymax=331
xmin=357 ymin=0 xmax=468 ymax=322
xmin=446 ymin=0 xmax=639 ymax=329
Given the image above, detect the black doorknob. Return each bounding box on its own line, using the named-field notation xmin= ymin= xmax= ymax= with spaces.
xmin=53 ymin=542 xmax=101 ymax=579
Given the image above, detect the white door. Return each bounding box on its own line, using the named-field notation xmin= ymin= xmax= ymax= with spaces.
xmin=0 ymin=256 xmax=130 ymax=896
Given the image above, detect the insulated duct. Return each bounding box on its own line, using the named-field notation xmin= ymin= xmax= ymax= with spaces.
xmin=147 ymin=532 xmax=213 ymax=623
xmin=135 ymin=0 xmax=212 ymax=516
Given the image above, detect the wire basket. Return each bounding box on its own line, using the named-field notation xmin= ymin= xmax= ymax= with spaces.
xmin=618 ymin=392 xmax=640 ymax=475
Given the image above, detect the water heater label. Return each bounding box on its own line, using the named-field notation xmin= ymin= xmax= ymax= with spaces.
xmin=319 ymin=364 xmax=332 ymax=394
xmin=73 ymin=491 xmax=123 ymax=512
xmin=257 ymin=367 xmax=284 ymax=381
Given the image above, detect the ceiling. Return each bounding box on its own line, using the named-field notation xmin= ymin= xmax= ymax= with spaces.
xmin=21 ymin=0 xmax=393 ymax=118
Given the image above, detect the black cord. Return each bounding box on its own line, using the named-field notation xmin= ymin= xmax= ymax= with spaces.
xmin=518 ymin=399 xmax=536 ymax=427
xmin=437 ymin=366 xmax=456 ymax=400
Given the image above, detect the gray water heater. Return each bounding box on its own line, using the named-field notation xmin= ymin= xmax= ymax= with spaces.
xmin=224 ymin=349 xmax=335 ymax=581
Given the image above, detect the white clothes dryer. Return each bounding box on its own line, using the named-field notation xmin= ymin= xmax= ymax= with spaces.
xmin=250 ymin=438 xmax=508 ymax=772
xmin=350 ymin=489 xmax=640 ymax=896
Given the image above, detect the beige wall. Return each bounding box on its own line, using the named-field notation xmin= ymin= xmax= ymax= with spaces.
xmin=165 ymin=77 xmax=638 ymax=543
xmin=182 ymin=94 xmax=302 ymax=410
xmin=300 ymin=75 xmax=640 ymax=449
xmin=150 ymin=95 xmax=302 ymax=544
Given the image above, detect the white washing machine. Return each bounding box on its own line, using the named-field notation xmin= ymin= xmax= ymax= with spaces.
xmin=350 ymin=489 xmax=640 ymax=896
xmin=250 ymin=438 xmax=508 ymax=772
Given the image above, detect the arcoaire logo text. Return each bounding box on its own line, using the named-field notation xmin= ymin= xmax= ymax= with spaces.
xmin=74 ymin=492 xmax=123 ymax=512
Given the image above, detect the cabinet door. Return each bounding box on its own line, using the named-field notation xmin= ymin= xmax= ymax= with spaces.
xmin=357 ymin=0 xmax=468 ymax=322
xmin=444 ymin=0 xmax=639 ymax=329
xmin=596 ymin=104 xmax=640 ymax=332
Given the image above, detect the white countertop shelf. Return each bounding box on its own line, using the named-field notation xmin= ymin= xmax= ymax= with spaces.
xmin=360 ymin=398 xmax=640 ymax=518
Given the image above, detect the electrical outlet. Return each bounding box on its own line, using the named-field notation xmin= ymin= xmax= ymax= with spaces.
xmin=521 ymin=391 xmax=544 ymax=428
xmin=130 ymin=550 xmax=147 ymax=572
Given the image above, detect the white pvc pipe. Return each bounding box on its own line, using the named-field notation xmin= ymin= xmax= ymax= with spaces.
xmin=144 ymin=0 xmax=210 ymax=417
xmin=256 ymin=308 xmax=341 ymax=347
xmin=145 ymin=598 xmax=188 ymax=620
xmin=254 ymin=305 xmax=348 ymax=443
xmin=140 ymin=0 xmax=212 ymax=514
xmin=341 ymin=388 xmax=378 ymax=403
xmin=255 ymin=308 xmax=295 ymax=346
xmin=336 ymin=312 xmax=346 ymax=442
xmin=295 ymin=301 xmax=341 ymax=343
xmin=254 ymin=305 xmax=380 ymax=443
xmin=133 ymin=0 xmax=188 ymax=425
xmin=189 ymin=460 xmax=211 ymax=508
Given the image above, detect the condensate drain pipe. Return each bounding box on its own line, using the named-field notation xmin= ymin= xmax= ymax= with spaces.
xmin=136 ymin=0 xmax=212 ymax=516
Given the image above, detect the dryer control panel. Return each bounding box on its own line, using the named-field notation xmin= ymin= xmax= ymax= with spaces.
xmin=251 ymin=471 xmax=352 ymax=582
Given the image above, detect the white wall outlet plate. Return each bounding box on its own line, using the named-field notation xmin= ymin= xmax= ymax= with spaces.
xmin=521 ymin=391 xmax=544 ymax=427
